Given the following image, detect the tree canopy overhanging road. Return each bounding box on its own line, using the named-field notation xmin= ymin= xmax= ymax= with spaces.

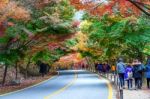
xmin=0 ymin=0 xmax=150 ymax=99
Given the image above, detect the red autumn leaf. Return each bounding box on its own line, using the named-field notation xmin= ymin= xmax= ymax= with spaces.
xmin=70 ymin=0 xmax=150 ymax=17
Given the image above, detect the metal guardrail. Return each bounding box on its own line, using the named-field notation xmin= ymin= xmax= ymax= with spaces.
xmin=101 ymin=72 xmax=123 ymax=99
xmin=100 ymin=72 xmax=123 ymax=99
xmin=88 ymin=68 xmax=123 ymax=99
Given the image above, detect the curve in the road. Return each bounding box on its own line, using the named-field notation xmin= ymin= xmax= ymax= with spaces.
xmin=48 ymin=70 xmax=113 ymax=99
xmin=0 ymin=70 xmax=113 ymax=99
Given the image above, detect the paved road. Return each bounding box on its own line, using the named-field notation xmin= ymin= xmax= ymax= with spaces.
xmin=0 ymin=70 xmax=112 ymax=99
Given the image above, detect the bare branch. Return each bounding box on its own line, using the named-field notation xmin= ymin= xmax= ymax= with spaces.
xmin=127 ymin=0 xmax=150 ymax=16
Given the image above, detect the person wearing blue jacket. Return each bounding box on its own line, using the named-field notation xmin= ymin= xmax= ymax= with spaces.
xmin=145 ymin=59 xmax=150 ymax=89
xmin=117 ymin=58 xmax=126 ymax=88
xmin=97 ymin=63 xmax=103 ymax=73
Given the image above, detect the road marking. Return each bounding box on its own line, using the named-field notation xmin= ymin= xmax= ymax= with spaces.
xmin=0 ymin=74 xmax=58 ymax=97
xmin=95 ymin=74 xmax=113 ymax=99
xmin=84 ymin=71 xmax=113 ymax=99
xmin=44 ymin=72 xmax=78 ymax=99
xmin=106 ymin=79 xmax=113 ymax=99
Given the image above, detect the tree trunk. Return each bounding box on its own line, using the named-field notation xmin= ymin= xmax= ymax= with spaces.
xmin=85 ymin=57 xmax=90 ymax=70
xmin=2 ymin=64 xmax=8 ymax=86
xmin=85 ymin=57 xmax=94 ymax=71
xmin=137 ymin=51 xmax=144 ymax=62
xmin=15 ymin=62 xmax=18 ymax=80
xmin=25 ymin=57 xmax=31 ymax=79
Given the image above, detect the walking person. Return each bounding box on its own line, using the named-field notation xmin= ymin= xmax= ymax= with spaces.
xmin=117 ymin=58 xmax=126 ymax=89
xmin=106 ymin=63 xmax=111 ymax=73
xmin=132 ymin=59 xmax=145 ymax=90
xmin=145 ymin=59 xmax=150 ymax=89
xmin=125 ymin=64 xmax=133 ymax=90
xmin=39 ymin=62 xmax=47 ymax=77
xmin=95 ymin=62 xmax=98 ymax=72
xmin=97 ymin=63 xmax=103 ymax=74
xmin=111 ymin=64 xmax=116 ymax=75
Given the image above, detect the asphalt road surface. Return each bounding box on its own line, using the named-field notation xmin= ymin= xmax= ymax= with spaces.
xmin=0 ymin=70 xmax=112 ymax=99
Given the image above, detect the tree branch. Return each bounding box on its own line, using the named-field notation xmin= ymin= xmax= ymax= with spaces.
xmin=127 ymin=0 xmax=150 ymax=16
xmin=133 ymin=1 xmax=150 ymax=10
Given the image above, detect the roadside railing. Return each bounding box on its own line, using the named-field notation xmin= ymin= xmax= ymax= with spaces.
xmin=87 ymin=67 xmax=123 ymax=99
xmin=100 ymin=71 xmax=123 ymax=99
xmin=86 ymin=65 xmax=148 ymax=99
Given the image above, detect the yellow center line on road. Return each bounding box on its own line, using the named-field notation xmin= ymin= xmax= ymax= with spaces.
xmin=96 ymin=74 xmax=113 ymax=99
xmin=44 ymin=72 xmax=78 ymax=99
xmin=106 ymin=80 xmax=113 ymax=99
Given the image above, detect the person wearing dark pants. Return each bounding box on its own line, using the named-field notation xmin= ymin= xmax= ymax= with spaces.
xmin=127 ymin=79 xmax=133 ymax=89
xmin=145 ymin=59 xmax=150 ymax=89
xmin=132 ymin=59 xmax=145 ymax=90
xmin=147 ymin=78 xmax=150 ymax=88
xmin=117 ymin=58 xmax=126 ymax=89
xmin=39 ymin=62 xmax=47 ymax=77
xmin=125 ymin=64 xmax=133 ymax=89
xmin=118 ymin=73 xmax=125 ymax=88
xmin=134 ymin=77 xmax=142 ymax=89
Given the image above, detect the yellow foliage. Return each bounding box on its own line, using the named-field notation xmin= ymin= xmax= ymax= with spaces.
xmin=70 ymin=31 xmax=103 ymax=56
xmin=0 ymin=0 xmax=9 ymax=4
xmin=71 ymin=31 xmax=89 ymax=51
xmin=79 ymin=20 xmax=92 ymax=31
xmin=52 ymin=61 xmax=73 ymax=69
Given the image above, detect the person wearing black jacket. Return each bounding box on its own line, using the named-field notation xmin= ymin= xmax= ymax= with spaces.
xmin=39 ymin=62 xmax=47 ymax=77
xmin=132 ymin=59 xmax=145 ymax=90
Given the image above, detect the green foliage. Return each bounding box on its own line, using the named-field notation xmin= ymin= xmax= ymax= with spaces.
xmin=65 ymin=38 xmax=78 ymax=47
xmin=79 ymin=15 xmax=150 ymax=61
xmin=0 ymin=49 xmax=23 ymax=65
xmin=0 ymin=0 xmax=75 ymax=63
xmin=58 ymin=0 xmax=75 ymax=20
xmin=6 ymin=24 xmax=29 ymax=41
xmin=32 ymin=48 xmax=66 ymax=64
xmin=24 ymin=0 xmax=75 ymax=35
xmin=143 ymin=45 xmax=150 ymax=55
xmin=32 ymin=50 xmax=51 ymax=62
xmin=80 ymin=51 xmax=93 ymax=58
xmin=46 ymin=25 xmax=72 ymax=34
xmin=0 ymin=37 xmax=9 ymax=43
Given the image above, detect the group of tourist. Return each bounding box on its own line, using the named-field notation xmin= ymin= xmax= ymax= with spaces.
xmin=117 ymin=58 xmax=150 ymax=90
xmin=95 ymin=62 xmax=111 ymax=73
xmin=95 ymin=58 xmax=150 ymax=90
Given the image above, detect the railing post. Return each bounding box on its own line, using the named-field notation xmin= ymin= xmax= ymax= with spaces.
xmin=111 ymin=74 xmax=112 ymax=80
xmin=114 ymin=74 xmax=116 ymax=84
xmin=120 ymin=89 xmax=123 ymax=99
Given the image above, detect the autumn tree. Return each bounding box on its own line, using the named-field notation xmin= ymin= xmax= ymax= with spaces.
xmin=0 ymin=0 xmax=30 ymax=23
xmin=0 ymin=0 xmax=76 ymax=85
xmin=70 ymin=0 xmax=150 ymax=17
xmin=78 ymin=13 xmax=150 ymax=62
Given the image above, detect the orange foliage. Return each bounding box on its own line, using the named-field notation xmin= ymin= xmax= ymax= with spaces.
xmin=0 ymin=1 xmax=30 ymax=23
xmin=70 ymin=0 xmax=150 ymax=17
xmin=35 ymin=0 xmax=61 ymax=9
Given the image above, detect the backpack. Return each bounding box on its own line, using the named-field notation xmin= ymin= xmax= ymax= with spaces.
xmin=128 ymin=72 xmax=133 ymax=79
